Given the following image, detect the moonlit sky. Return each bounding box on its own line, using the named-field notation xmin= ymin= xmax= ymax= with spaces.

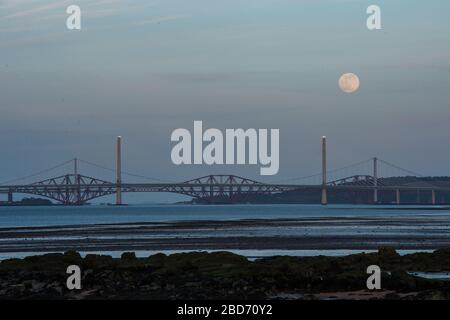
xmin=1 ymin=0 xmax=450 ymax=203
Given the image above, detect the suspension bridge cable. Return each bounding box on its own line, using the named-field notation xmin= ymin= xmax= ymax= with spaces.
xmin=272 ymin=158 xmax=373 ymax=183
xmin=77 ymin=158 xmax=175 ymax=183
xmin=0 ymin=159 xmax=74 ymax=185
xmin=378 ymin=159 xmax=423 ymax=177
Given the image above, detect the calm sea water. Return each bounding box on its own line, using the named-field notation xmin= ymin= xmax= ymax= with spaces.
xmin=0 ymin=204 xmax=449 ymax=228
xmin=0 ymin=204 xmax=449 ymax=260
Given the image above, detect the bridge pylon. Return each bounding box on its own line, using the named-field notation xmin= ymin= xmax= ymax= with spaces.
xmin=373 ymin=157 xmax=378 ymax=203
xmin=321 ymin=136 xmax=328 ymax=205
xmin=116 ymin=136 xmax=122 ymax=205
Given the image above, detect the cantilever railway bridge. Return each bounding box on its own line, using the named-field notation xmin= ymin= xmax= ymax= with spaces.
xmin=1 ymin=138 xmax=449 ymax=205
xmin=1 ymin=164 xmax=449 ymax=205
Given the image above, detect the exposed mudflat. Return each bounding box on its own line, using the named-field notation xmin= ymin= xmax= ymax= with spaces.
xmin=1 ymin=216 xmax=449 ymax=253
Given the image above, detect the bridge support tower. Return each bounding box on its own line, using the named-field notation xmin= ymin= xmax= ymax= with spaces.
xmin=116 ymin=136 xmax=122 ymax=205
xmin=321 ymin=136 xmax=328 ymax=205
xmin=431 ymin=190 xmax=436 ymax=205
xmin=373 ymin=157 xmax=378 ymax=204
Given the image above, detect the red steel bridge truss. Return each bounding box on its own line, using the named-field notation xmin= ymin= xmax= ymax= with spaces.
xmin=1 ymin=173 xmax=449 ymax=205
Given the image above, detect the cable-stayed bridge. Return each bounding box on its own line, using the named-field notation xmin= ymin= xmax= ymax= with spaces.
xmin=1 ymin=139 xmax=449 ymax=205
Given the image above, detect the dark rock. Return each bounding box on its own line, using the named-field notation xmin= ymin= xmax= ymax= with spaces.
xmin=389 ymin=270 xmax=417 ymax=291
xmin=146 ymin=253 xmax=166 ymax=268
xmin=378 ymin=246 xmax=400 ymax=259
xmin=82 ymin=254 xmax=115 ymax=269
xmin=64 ymin=250 xmax=82 ymax=262
xmin=1 ymin=249 xmax=450 ymax=300
xmin=121 ymin=252 xmax=137 ymax=261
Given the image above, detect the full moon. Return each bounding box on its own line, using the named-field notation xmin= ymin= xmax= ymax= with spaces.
xmin=338 ymin=73 xmax=360 ymax=93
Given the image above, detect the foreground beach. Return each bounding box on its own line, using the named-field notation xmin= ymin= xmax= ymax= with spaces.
xmin=0 ymin=248 xmax=449 ymax=300
xmin=1 ymin=208 xmax=449 ymax=300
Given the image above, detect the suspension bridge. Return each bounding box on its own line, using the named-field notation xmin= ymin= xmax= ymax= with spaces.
xmin=1 ymin=137 xmax=449 ymax=205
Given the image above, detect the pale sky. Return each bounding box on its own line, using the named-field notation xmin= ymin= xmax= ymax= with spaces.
xmin=1 ymin=0 xmax=450 ymax=203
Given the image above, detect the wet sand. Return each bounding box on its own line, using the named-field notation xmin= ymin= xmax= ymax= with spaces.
xmin=1 ymin=216 xmax=450 ymax=253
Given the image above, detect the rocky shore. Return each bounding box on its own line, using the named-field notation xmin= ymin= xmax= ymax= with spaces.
xmin=0 ymin=247 xmax=449 ymax=300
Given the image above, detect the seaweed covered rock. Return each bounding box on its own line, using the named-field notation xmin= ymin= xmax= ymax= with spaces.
xmin=121 ymin=252 xmax=137 ymax=261
xmin=169 ymin=251 xmax=248 ymax=268
xmin=64 ymin=250 xmax=82 ymax=262
xmin=378 ymin=246 xmax=400 ymax=259
xmin=82 ymin=254 xmax=115 ymax=269
xmin=0 ymin=252 xmax=81 ymax=272
xmin=1 ymin=249 xmax=450 ymax=299
xmin=146 ymin=253 xmax=167 ymax=268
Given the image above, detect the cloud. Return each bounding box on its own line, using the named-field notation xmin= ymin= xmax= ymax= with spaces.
xmin=0 ymin=0 xmax=72 ymax=21
xmin=0 ymin=0 xmax=39 ymax=9
xmin=133 ymin=15 xmax=186 ymax=26
xmin=0 ymin=0 xmax=154 ymax=37
xmin=0 ymin=0 xmax=151 ymax=22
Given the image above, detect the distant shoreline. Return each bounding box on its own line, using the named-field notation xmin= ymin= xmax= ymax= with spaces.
xmin=2 ymin=201 xmax=450 ymax=207
xmin=0 ymin=197 xmax=54 ymax=206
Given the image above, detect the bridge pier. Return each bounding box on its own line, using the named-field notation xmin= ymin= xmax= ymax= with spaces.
xmin=396 ymin=189 xmax=400 ymax=205
xmin=431 ymin=190 xmax=436 ymax=205
xmin=8 ymin=191 xmax=13 ymax=204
